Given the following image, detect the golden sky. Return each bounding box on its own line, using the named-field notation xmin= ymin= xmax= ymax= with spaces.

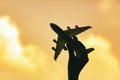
xmin=0 ymin=0 xmax=120 ymax=80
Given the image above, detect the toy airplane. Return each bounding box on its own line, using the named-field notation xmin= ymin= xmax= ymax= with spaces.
xmin=50 ymin=23 xmax=94 ymax=61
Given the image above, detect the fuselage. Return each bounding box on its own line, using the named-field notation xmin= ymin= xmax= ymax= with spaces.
xmin=50 ymin=23 xmax=86 ymax=55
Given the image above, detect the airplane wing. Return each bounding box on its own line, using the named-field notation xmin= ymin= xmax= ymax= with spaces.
xmin=86 ymin=48 xmax=95 ymax=54
xmin=64 ymin=25 xmax=91 ymax=37
xmin=53 ymin=37 xmax=66 ymax=60
xmin=51 ymin=23 xmax=92 ymax=61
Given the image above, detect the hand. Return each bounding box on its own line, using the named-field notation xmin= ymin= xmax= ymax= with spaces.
xmin=67 ymin=43 xmax=89 ymax=80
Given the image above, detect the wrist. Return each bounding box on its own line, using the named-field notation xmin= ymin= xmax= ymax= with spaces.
xmin=68 ymin=76 xmax=78 ymax=80
xmin=68 ymin=73 xmax=79 ymax=80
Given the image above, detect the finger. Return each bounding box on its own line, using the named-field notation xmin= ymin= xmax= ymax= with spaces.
xmin=67 ymin=43 xmax=75 ymax=58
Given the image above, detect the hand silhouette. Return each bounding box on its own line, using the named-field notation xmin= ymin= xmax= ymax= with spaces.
xmin=67 ymin=42 xmax=89 ymax=80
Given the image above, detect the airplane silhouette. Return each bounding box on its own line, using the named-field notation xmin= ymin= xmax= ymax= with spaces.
xmin=50 ymin=23 xmax=94 ymax=61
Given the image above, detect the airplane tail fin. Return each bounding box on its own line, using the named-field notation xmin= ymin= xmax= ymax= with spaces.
xmin=86 ymin=48 xmax=95 ymax=54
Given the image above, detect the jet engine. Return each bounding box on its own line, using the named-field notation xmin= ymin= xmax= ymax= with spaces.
xmin=75 ymin=25 xmax=79 ymax=28
xmin=53 ymin=39 xmax=57 ymax=43
xmin=67 ymin=26 xmax=71 ymax=30
xmin=52 ymin=47 xmax=56 ymax=51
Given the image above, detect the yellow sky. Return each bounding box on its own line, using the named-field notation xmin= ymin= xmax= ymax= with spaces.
xmin=0 ymin=0 xmax=120 ymax=80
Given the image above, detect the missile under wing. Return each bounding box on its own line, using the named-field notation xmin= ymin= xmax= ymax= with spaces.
xmin=50 ymin=23 xmax=92 ymax=60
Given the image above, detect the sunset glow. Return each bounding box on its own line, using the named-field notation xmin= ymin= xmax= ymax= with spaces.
xmin=0 ymin=16 xmax=22 ymax=59
xmin=0 ymin=16 xmax=36 ymax=71
xmin=99 ymin=0 xmax=114 ymax=12
xmin=80 ymin=35 xmax=120 ymax=80
xmin=0 ymin=0 xmax=120 ymax=80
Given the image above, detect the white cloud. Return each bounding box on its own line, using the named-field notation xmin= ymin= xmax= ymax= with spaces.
xmin=80 ymin=34 xmax=120 ymax=80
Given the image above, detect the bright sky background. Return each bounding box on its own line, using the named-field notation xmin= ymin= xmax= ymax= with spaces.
xmin=0 ymin=0 xmax=120 ymax=80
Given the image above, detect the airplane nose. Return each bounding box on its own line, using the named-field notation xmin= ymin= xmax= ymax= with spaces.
xmin=50 ymin=23 xmax=60 ymax=30
xmin=50 ymin=23 xmax=57 ymax=27
xmin=50 ymin=23 xmax=55 ymax=29
xmin=50 ymin=23 xmax=59 ymax=33
xmin=50 ymin=23 xmax=53 ymax=26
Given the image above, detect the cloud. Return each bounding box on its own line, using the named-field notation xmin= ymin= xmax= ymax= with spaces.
xmin=80 ymin=34 xmax=120 ymax=80
xmin=0 ymin=16 xmax=66 ymax=80
xmin=0 ymin=16 xmax=119 ymax=80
